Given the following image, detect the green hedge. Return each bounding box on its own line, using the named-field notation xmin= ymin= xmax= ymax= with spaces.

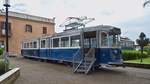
xmin=0 ymin=59 xmax=9 ymax=75
xmin=144 ymin=46 xmax=150 ymax=55
xmin=122 ymin=50 xmax=148 ymax=61
xmin=0 ymin=48 xmax=4 ymax=55
xmin=0 ymin=48 xmax=4 ymax=59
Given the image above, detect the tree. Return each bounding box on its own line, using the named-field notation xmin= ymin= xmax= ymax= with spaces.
xmin=136 ymin=32 xmax=149 ymax=63
xmin=143 ymin=0 xmax=150 ymax=7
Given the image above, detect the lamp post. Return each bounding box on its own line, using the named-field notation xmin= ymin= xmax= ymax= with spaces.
xmin=3 ymin=0 xmax=10 ymax=54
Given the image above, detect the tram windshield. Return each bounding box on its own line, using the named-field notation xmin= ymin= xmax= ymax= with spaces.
xmin=101 ymin=32 xmax=120 ymax=47
xmin=108 ymin=34 xmax=119 ymax=47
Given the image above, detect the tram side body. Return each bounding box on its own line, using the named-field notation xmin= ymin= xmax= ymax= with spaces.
xmin=21 ymin=27 xmax=123 ymax=66
xmin=21 ymin=38 xmax=81 ymax=62
xmin=21 ymin=40 xmax=122 ymax=66
xmin=21 ymin=48 xmax=122 ymax=64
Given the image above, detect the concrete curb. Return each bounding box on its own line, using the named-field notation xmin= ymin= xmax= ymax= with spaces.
xmin=124 ymin=62 xmax=150 ymax=69
xmin=0 ymin=68 xmax=20 ymax=84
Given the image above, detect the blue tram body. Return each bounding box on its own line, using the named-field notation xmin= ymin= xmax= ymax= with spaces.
xmin=21 ymin=48 xmax=80 ymax=62
xmin=21 ymin=25 xmax=123 ymax=68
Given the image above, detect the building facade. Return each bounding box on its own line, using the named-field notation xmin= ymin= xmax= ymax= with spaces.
xmin=0 ymin=11 xmax=55 ymax=55
xmin=120 ymin=37 xmax=135 ymax=49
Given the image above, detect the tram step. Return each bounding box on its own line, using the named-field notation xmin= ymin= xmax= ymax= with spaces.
xmin=78 ymin=66 xmax=88 ymax=70
xmin=83 ymin=61 xmax=92 ymax=63
xmin=81 ymin=63 xmax=90 ymax=65
xmin=77 ymin=62 xmax=91 ymax=71
xmin=76 ymin=69 xmax=86 ymax=72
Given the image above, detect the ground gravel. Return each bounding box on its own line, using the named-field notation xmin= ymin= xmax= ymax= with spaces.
xmin=9 ymin=57 xmax=150 ymax=84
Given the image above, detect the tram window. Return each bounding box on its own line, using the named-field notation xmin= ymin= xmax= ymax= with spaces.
xmin=101 ymin=32 xmax=108 ymax=47
xmin=22 ymin=43 xmax=24 ymax=48
xmin=108 ymin=35 xmax=113 ymax=47
xmin=53 ymin=38 xmax=59 ymax=47
xmin=41 ymin=40 xmax=46 ymax=48
xmin=91 ymin=38 xmax=96 ymax=48
xmin=61 ymin=37 xmax=69 ymax=47
xmin=30 ymin=42 xmax=33 ymax=48
xmin=24 ymin=43 xmax=27 ymax=48
xmin=109 ymin=35 xmax=118 ymax=47
xmin=27 ymin=43 xmax=30 ymax=48
xmin=47 ymin=39 xmax=51 ymax=48
xmin=23 ymin=43 xmax=25 ymax=48
xmin=84 ymin=39 xmax=90 ymax=48
xmin=71 ymin=35 xmax=80 ymax=47
xmin=33 ymin=41 xmax=37 ymax=48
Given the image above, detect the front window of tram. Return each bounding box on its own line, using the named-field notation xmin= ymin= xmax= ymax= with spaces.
xmin=109 ymin=34 xmax=119 ymax=47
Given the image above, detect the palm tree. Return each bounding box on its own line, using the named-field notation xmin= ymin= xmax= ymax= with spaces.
xmin=136 ymin=32 xmax=149 ymax=63
xmin=143 ymin=0 xmax=150 ymax=7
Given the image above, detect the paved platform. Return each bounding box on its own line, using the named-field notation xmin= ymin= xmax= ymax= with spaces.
xmin=10 ymin=57 xmax=150 ymax=84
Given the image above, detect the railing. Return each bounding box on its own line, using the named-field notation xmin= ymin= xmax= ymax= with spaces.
xmin=84 ymin=48 xmax=96 ymax=74
xmin=84 ymin=48 xmax=95 ymax=61
xmin=73 ymin=48 xmax=96 ymax=74
xmin=72 ymin=49 xmax=83 ymax=72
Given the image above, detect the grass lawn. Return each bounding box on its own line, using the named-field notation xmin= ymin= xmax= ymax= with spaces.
xmin=125 ymin=57 xmax=150 ymax=64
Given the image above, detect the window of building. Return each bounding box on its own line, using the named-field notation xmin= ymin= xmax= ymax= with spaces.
xmin=0 ymin=22 xmax=11 ymax=35
xmin=25 ymin=24 xmax=32 ymax=32
xmin=43 ymin=27 xmax=47 ymax=34
xmin=0 ymin=41 xmax=4 ymax=48
xmin=41 ymin=40 xmax=46 ymax=48
xmin=53 ymin=38 xmax=59 ymax=47
xmin=61 ymin=37 xmax=69 ymax=47
xmin=71 ymin=35 xmax=80 ymax=47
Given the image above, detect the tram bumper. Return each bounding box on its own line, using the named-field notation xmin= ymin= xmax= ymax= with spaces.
xmin=108 ymin=59 xmax=125 ymax=67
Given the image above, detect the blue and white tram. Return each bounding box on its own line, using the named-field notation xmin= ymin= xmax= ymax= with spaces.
xmin=21 ymin=25 xmax=123 ymax=66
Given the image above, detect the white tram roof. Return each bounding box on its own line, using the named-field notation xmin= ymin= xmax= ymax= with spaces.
xmin=22 ymin=25 xmax=121 ymax=42
xmin=52 ymin=25 xmax=121 ymax=37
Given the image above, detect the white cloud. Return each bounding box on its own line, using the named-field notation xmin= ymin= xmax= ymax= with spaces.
xmin=0 ymin=0 xmax=149 ymax=40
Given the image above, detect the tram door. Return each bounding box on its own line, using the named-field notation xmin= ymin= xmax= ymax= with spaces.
xmin=83 ymin=31 xmax=96 ymax=57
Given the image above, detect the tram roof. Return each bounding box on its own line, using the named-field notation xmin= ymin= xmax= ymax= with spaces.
xmin=22 ymin=25 xmax=121 ymax=42
xmin=52 ymin=25 xmax=121 ymax=37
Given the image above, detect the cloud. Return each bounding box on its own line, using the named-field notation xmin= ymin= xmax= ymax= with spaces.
xmin=11 ymin=3 xmax=27 ymax=12
xmin=100 ymin=10 xmax=114 ymax=16
xmin=114 ymin=13 xmax=150 ymax=41
xmin=0 ymin=0 xmax=149 ymax=40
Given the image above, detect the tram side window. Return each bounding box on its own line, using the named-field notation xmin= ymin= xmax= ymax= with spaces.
xmin=101 ymin=32 xmax=108 ymax=47
xmin=25 ymin=43 xmax=27 ymax=48
xmin=33 ymin=41 xmax=37 ymax=48
xmin=41 ymin=40 xmax=46 ymax=48
xmin=30 ymin=42 xmax=33 ymax=48
xmin=53 ymin=38 xmax=59 ymax=47
xmin=108 ymin=35 xmax=113 ymax=47
xmin=84 ymin=39 xmax=90 ymax=48
xmin=71 ymin=35 xmax=80 ymax=47
xmin=27 ymin=43 xmax=30 ymax=48
xmin=47 ymin=39 xmax=51 ymax=48
xmin=61 ymin=37 xmax=69 ymax=47
xmin=23 ymin=43 xmax=27 ymax=48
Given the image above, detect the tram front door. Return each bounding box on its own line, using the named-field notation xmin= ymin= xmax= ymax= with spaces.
xmin=83 ymin=31 xmax=96 ymax=58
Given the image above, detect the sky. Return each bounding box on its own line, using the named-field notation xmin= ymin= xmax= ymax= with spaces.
xmin=0 ymin=0 xmax=150 ymax=41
